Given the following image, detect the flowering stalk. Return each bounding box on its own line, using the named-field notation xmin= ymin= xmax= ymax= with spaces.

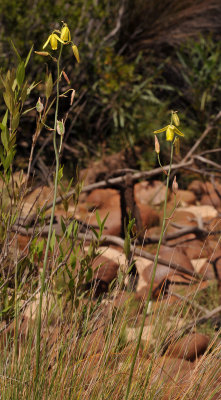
xmin=35 ymin=43 xmax=63 ymax=383
xmin=125 ymin=112 xmax=184 ymax=399
xmin=34 ymin=24 xmax=79 ymax=384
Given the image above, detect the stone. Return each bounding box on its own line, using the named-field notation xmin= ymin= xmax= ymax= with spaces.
xmin=137 ymin=203 xmax=160 ymax=228
xmin=201 ymin=193 xmax=221 ymax=208
xmin=135 ymin=180 xmax=168 ymax=206
xmin=159 ymin=245 xmax=194 ymax=272
xmin=86 ymin=188 xmax=120 ymax=209
xmin=166 ymin=332 xmax=210 ymax=361
xmin=170 ymin=189 xmax=196 ymax=206
xmin=177 ymin=205 xmax=218 ymax=220
xmin=180 ymin=239 xmax=211 ymax=259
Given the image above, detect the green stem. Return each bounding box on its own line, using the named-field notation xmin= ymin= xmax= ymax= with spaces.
xmin=125 ymin=142 xmax=174 ymax=400
xmin=35 ymin=44 xmax=63 ymax=386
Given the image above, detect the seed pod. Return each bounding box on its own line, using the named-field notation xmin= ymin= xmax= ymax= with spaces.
xmin=172 ymin=176 xmax=178 ymax=195
xmin=36 ymin=97 xmax=44 ymax=113
xmin=34 ymin=51 xmax=50 ymax=57
xmin=57 ymin=119 xmax=65 ymax=136
xmin=62 ymin=70 xmax=70 ymax=85
xmin=154 ymin=135 xmax=160 ymax=154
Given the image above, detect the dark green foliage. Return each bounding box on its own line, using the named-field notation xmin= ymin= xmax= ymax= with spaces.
xmin=0 ymin=0 xmax=220 ymax=167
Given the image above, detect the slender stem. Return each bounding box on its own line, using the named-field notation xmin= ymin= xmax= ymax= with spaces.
xmin=35 ymin=44 xmax=63 ymax=384
xmin=125 ymin=142 xmax=174 ymax=400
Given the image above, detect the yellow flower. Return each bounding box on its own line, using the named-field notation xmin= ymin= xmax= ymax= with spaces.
xmin=153 ymin=124 xmax=184 ymax=142
xmin=60 ymin=24 xmax=71 ymax=42
xmin=43 ymin=33 xmax=65 ymax=51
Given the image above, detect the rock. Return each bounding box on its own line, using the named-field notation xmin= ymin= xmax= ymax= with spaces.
xmin=86 ymin=188 xmax=120 ymax=209
xmin=191 ymin=258 xmax=208 ymax=273
xmin=166 ymin=332 xmax=210 ymax=361
xmin=188 ymin=180 xmax=205 ymax=197
xmin=201 ymin=193 xmax=221 ymax=208
xmin=170 ymin=189 xmax=196 ymax=206
xmin=167 ymin=209 xmax=196 ymax=227
xmin=188 ymin=180 xmax=221 ymax=208
xmin=137 ymin=203 xmax=160 ymax=228
xmin=135 ymin=180 xmax=168 ymax=206
xmin=92 ymin=255 xmax=119 ymax=282
xmin=159 ymin=245 xmax=194 ymax=272
xmin=180 ymin=239 xmax=211 ymax=259
xmin=135 ymin=245 xmax=193 ymax=300
xmin=176 ymin=205 xmax=218 ymax=220
xmin=86 ymin=188 xmax=159 ymax=235
xmin=149 ymin=356 xmax=194 ymax=399
xmin=22 ymin=185 xmax=54 ymax=215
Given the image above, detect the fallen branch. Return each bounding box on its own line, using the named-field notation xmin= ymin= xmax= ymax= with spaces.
xmin=22 ymin=159 xmax=193 ymax=225
xmin=77 ymin=232 xmax=201 ymax=279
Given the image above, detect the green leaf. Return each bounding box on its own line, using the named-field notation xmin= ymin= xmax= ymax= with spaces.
xmin=16 ymin=61 xmax=25 ymax=89
xmin=11 ymin=111 xmax=20 ymax=132
xmin=20 ymin=80 xmax=28 ymax=103
xmin=58 ymin=165 xmax=63 ymax=182
xmin=60 ymin=216 xmax=66 ymax=234
xmin=101 ymin=212 xmax=109 ymax=232
xmin=124 ymin=234 xmax=131 ymax=259
xmin=86 ymin=266 xmax=93 ymax=282
xmin=96 ymin=210 xmax=101 ymax=228
xmin=1 ymin=126 xmax=9 ymax=151
xmin=70 ymin=253 xmax=76 ymax=270
xmin=50 ymin=229 xmax=56 ymax=251
xmin=2 ymin=110 xmax=8 ymax=127
xmin=25 ymin=45 xmax=33 ymax=68
xmin=3 ymin=91 xmax=13 ymax=113
xmin=67 ymin=220 xmax=74 ymax=238
xmin=73 ymin=221 xmax=78 ymax=238
xmin=37 ymin=239 xmax=45 ymax=257
xmin=10 ymin=40 xmax=21 ymax=61
xmin=90 ymin=226 xmax=99 ymax=239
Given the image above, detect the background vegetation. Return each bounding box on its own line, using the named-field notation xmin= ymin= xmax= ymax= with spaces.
xmin=0 ymin=0 xmax=220 ymax=174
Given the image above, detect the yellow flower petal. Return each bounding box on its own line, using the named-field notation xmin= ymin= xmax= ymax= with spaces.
xmin=153 ymin=125 xmax=169 ymax=134
xmin=166 ymin=125 xmax=175 ymax=141
xmin=174 ymin=126 xmax=185 ymax=137
xmin=50 ymin=34 xmax=58 ymax=50
xmin=43 ymin=35 xmax=51 ymax=49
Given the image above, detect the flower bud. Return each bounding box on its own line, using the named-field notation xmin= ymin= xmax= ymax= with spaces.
xmin=57 ymin=119 xmax=65 ymax=136
xmin=172 ymin=111 xmax=180 ymax=126
xmin=62 ymin=70 xmax=70 ymax=85
xmin=72 ymin=45 xmax=80 ymax=63
xmin=172 ymin=176 xmax=178 ymax=195
xmin=34 ymin=51 xmax=50 ymax=57
xmin=36 ymin=97 xmax=44 ymax=113
xmin=60 ymin=25 xmax=71 ymax=42
xmin=70 ymin=89 xmax=76 ymax=105
xmin=154 ymin=135 xmax=160 ymax=154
